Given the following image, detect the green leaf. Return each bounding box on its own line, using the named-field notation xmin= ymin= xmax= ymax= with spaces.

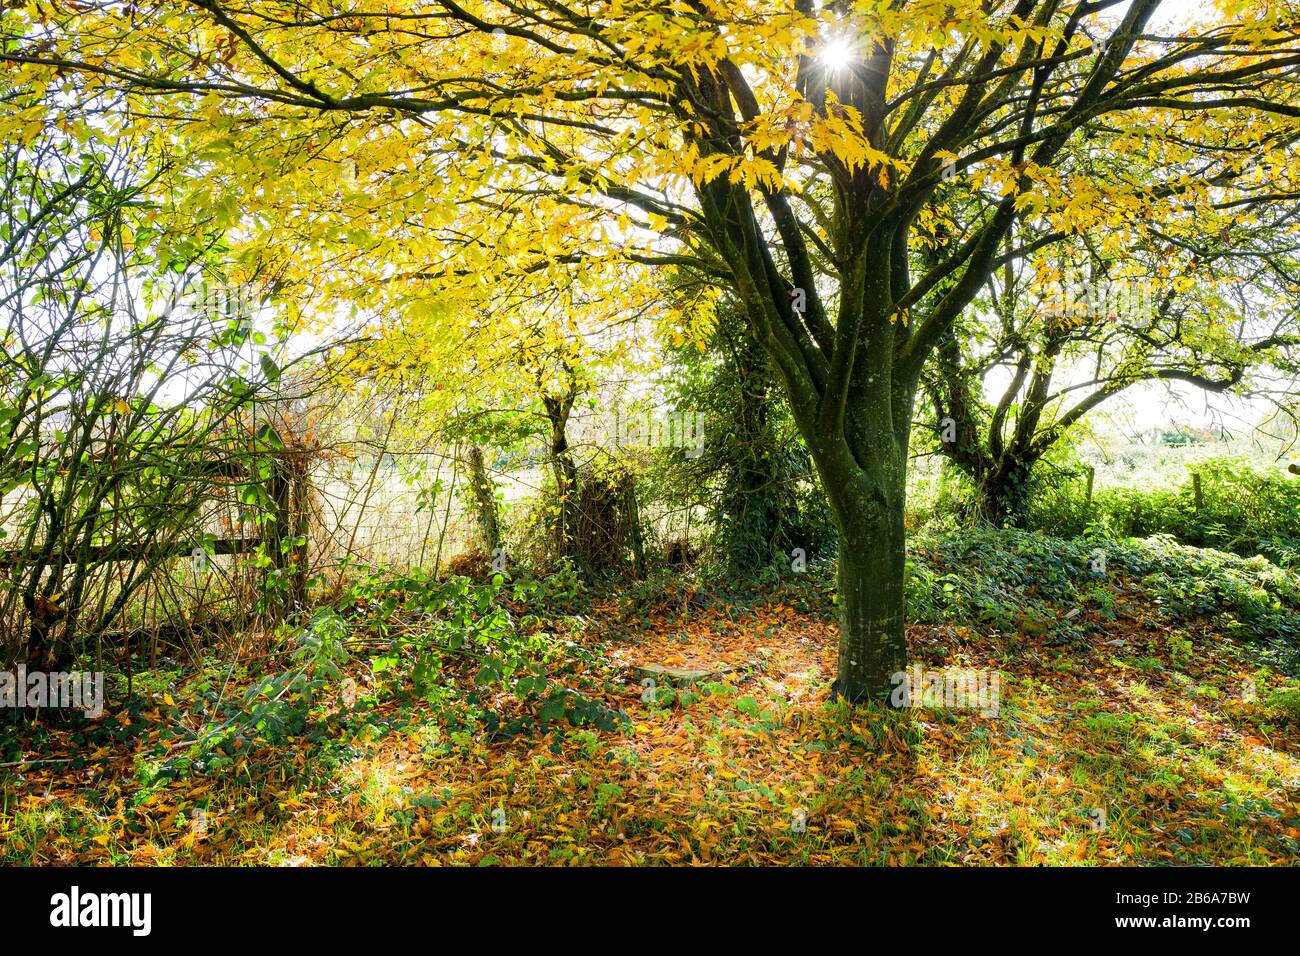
xmin=259 ymin=353 xmax=281 ymax=383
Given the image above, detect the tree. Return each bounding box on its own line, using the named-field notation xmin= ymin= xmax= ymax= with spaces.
xmin=661 ymin=289 xmax=832 ymax=572
xmin=10 ymin=0 xmax=1300 ymax=701
xmin=330 ymin=250 xmax=664 ymax=572
xmin=926 ymin=201 xmax=1300 ymax=526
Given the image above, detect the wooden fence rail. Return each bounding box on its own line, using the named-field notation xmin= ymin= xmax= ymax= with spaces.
xmin=0 ymin=536 xmax=260 ymax=569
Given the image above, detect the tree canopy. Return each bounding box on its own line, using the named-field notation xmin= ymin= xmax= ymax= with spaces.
xmin=5 ymin=0 xmax=1300 ymax=700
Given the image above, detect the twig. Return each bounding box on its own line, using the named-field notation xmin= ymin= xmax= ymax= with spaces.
xmin=0 ymin=757 xmax=75 ymax=769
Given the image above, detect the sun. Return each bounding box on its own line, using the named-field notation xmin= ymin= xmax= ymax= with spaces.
xmin=821 ymin=37 xmax=854 ymax=71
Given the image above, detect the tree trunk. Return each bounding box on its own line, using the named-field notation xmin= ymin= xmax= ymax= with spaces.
xmin=809 ymin=413 xmax=912 ymax=706
xmin=264 ymin=449 xmax=309 ymax=615
xmin=709 ymin=323 xmax=797 ymax=573
xmin=833 ymin=501 xmax=908 ymax=703
xmin=826 ymin=478 xmax=909 ymax=702
xmin=542 ymin=393 xmax=579 ymax=563
xmin=625 ymin=479 xmax=647 ymax=577
xmin=979 ymin=458 xmax=1035 ymax=529
xmin=464 ymin=445 xmax=501 ymax=553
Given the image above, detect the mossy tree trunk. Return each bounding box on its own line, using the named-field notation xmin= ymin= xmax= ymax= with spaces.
xmin=464 ymin=444 xmax=501 ymax=553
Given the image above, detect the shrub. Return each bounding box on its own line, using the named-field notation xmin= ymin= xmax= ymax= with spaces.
xmin=1027 ymin=457 xmax=1300 ymax=561
xmin=1264 ymin=686 xmax=1300 ymax=725
xmin=900 ymin=528 xmax=1300 ymax=670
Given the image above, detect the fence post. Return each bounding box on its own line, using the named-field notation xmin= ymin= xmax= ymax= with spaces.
xmin=1085 ymin=465 xmax=1095 ymax=507
xmin=265 ymin=445 xmax=308 ymax=613
xmin=626 ymin=479 xmax=647 ymax=578
xmin=1192 ymin=472 xmax=1203 ymax=511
